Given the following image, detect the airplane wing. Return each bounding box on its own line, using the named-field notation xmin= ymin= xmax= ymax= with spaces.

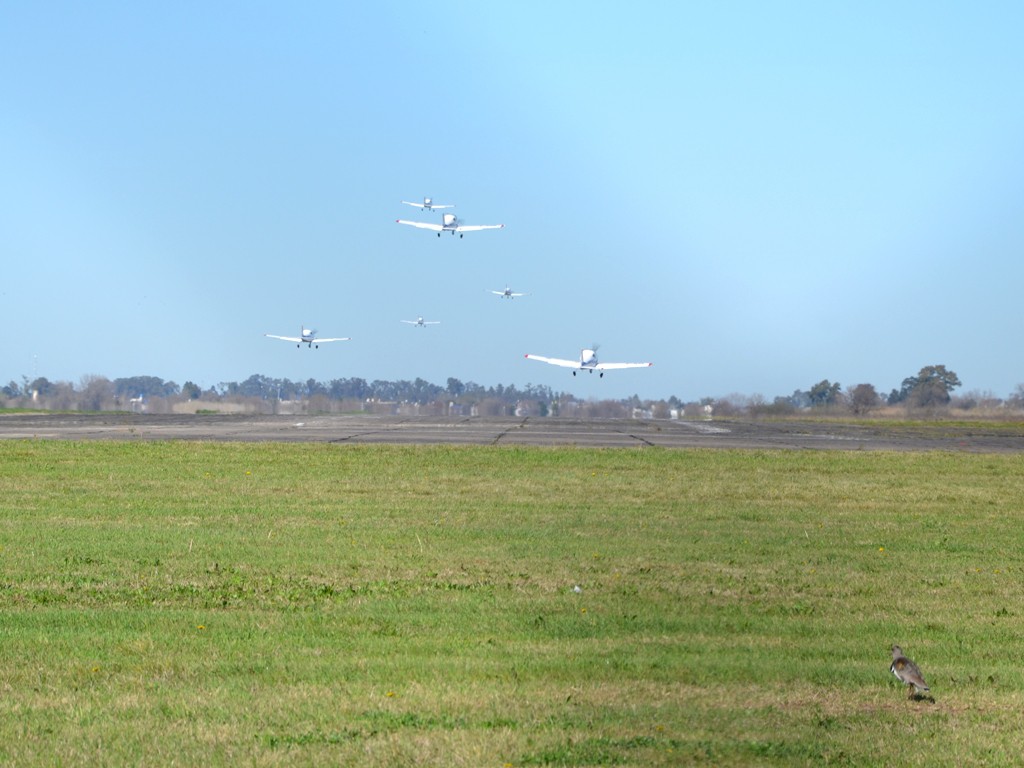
xmin=396 ymin=219 xmax=443 ymax=231
xmin=313 ymin=337 xmax=351 ymax=343
xmin=524 ymin=354 xmax=581 ymax=369
xmin=455 ymin=224 xmax=504 ymax=233
xmin=430 ymin=204 xmax=454 ymax=209
xmin=265 ymin=334 xmax=303 ymax=343
xmin=594 ymin=362 xmax=653 ymax=370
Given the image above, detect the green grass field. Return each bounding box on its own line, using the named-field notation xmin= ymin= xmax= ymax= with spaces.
xmin=2 ymin=440 xmax=1024 ymax=766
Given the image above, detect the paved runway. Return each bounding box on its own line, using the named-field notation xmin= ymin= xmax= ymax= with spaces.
xmin=1 ymin=412 xmax=1023 ymax=452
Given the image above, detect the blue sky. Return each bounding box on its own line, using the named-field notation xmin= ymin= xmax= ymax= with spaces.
xmin=2 ymin=3 xmax=1022 ymax=402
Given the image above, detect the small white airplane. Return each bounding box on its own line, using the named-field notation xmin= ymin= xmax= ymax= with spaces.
xmin=490 ymin=286 xmax=527 ymax=299
xmin=401 ymin=196 xmax=454 ymax=211
xmin=396 ymin=213 xmax=504 ymax=238
xmin=401 ymin=316 xmax=440 ymax=328
xmin=524 ymin=348 xmax=652 ymax=378
xmin=265 ymin=326 xmax=351 ymax=349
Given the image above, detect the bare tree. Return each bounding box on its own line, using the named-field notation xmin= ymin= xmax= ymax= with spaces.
xmin=651 ymin=401 xmax=671 ymax=419
xmin=848 ymin=383 xmax=880 ymax=415
xmin=79 ymin=375 xmax=114 ymax=411
xmin=1007 ymin=384 xmax=1024 ymax=410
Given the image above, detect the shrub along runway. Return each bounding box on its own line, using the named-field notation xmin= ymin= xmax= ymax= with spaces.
xmin=2 ymin=411 xmax=1024 ymax=451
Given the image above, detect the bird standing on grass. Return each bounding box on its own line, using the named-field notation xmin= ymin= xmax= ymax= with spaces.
xmin=891 ymin=645 xmax=930 ymax=699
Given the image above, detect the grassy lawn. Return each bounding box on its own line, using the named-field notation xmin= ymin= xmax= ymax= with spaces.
xmin=1 ymin=441 xmax=1023 ymax=765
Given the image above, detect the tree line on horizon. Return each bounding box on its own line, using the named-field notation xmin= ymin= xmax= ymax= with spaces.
xmin=1 ymin=374 xmax=582 ymax=415
xmin=2 ymin=364 xmax=1022 ymax=417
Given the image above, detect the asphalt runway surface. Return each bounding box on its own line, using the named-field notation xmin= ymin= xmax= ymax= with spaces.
xmin=2 ymin=412 xmax=1024 ymax=452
